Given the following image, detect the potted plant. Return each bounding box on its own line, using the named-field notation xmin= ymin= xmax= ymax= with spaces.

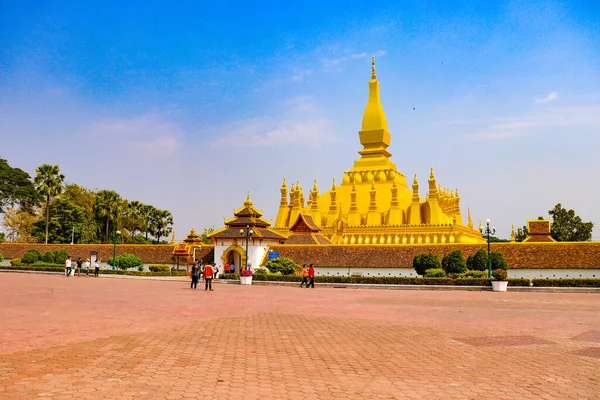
xmin=491 ymin=268 xmax=508 ymax=292
xmin=240 ymin=269 xmax=253 ymax=285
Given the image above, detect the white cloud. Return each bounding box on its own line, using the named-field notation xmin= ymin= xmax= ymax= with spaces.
xmin=352 ymin=53 xmax=368 ymax=59
xmin=534 ymin=91 xmax=558 ymax=104
xmin=87 ymin=113 xmax=184 ymax=156
xmin=208 ymin=97 xmax=339 ymax=148
xmin=458 ymin=105 xmax=600 ymax=141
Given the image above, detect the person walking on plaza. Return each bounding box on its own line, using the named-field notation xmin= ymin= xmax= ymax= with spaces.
xmin=76 ymin=257 xmax=83 ymax=277
xmin=225 ymin=262 xmax=230 ymax=274
xmin=94 ymin=258 xmax=100 ymax=277
xmin=204 ymin=263 xmax=214 ymax=291
xmin=65 ymin=256 xmax=72 ymax=277
xmin=299 ymin=264 xmax=309 ymax=288
xmin=84 ymin=258 xmax=91 ymax=277
xmin=191 ymin=262 xmax=200 ymax=289
xmin=307 ymin=264 xmax=315 ymax=288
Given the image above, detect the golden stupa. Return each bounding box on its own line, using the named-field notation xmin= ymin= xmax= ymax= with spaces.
xmin=274 ymin=56 xmax=484 ymax=245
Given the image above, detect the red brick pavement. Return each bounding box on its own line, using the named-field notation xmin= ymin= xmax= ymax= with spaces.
xmin=0 ymin=274 xmax=599 ymax=399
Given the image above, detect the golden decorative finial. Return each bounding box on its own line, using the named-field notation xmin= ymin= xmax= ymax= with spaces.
xmin=244 ymin=191 xmax=253 ymax=206
xmin=371 ymin=54 xmax=376 ymax=79
xmin=413 ymin=173 xmax=418 ymax=184
xmin=171 ymin=230 xmax=176 ymax=244
xmin=282 ymin=178 xmax=287 ymax=188
xmin=331 ymin=178 xmax=336 ymax=190
xmin=455 ymin=188 xmax=459 ymax=198
xmin=510 ymin=224 xmax=516 ymax=242
xmin=467 ymin=207 xmax=473 ymax=229
xmin=313 ymin=179 xmax=318 ymax=191
xmin=430 ymin=167 xmax=435 ymax=179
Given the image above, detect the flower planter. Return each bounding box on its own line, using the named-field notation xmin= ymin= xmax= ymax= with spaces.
xmin=240 ymin=276 xmax=253 ymax=285
xmin=492 ymin=281 xmax=508 ymax=292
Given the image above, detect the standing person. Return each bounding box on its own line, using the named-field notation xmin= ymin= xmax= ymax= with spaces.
xmin=94 ymin=258 xmax=100 ymax=277
xmin=65 ymin=256 xmax=72 ymax=277
xmin=230 ymin=262 xmax=235 ymax=275
xmin=84 ymin=258 xmax=91 ymax=277
xmin=204 ymin=263 xmax=214 ymax=291
xmin=307 ymin=264 xmax=315 ymax=288
xmin=299 ymin=264 xmax=309 ymax=288
xmin=76 ymin=257 xmax=83 ymax=277
xmin=225 ymin=262 xmax=230 ymax=274
xmin=191 ymin=262 xmax=199 ymax=289
xmin=214 ymin=264 xmax=220 ymax=279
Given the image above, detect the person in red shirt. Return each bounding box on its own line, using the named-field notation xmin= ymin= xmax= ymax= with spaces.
xmin=307 ymin=264 xmax=315 ymax=288
xmin=204 ymin=263 xmax=214 ymax=291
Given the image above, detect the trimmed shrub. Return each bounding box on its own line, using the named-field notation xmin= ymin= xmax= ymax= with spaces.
xmin=253 ymin=268 xmax=268 ymax=276
xmin=490 ymin=251 xmax=508 ymax=270
xmin=413 ymin=252 xmax=442 ymax=276
xmin=22 ymin=249 xmax=42 ymax=264
xmin=532 ymin=278 xmax=600 ymax=287
xmin=467 ymin=249 xmax=487 ymax=271
xmin=10 ymin=258 xmax=21 ymax=266
xmin=0 ymin=253 xmax=4 ymax=263
xmin=112 ymin=253 xmax=143 ymax=270
xmin=442 ymin=250 xmax=467 ymax=274
xmin=424 ymin=268 xmax=447 ymax=278
xmin=461 ymin=270 xmax=487 ymax=279
xmin=149 ymin=264 xmax=170 ymax=272
xmin=54 ymin=249 xmax=69 ymax=265
xmin=265 ymin=257 xmax=301 ymax=275
xmin=42 ymin=250 xmax=56 ymax=263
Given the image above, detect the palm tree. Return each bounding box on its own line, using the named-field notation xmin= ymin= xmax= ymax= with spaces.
xmin=34 ymin=164 xmax=65 ymax=244
xmin=151 ymin=209 xmax=174 ymax=243
xmin=93 ymin=190 xmax=122 ymax=242
xmin=140 ymin=204 xmax=156 ymax=241
xmin=124 ymin=200 xmax=143 ymax=236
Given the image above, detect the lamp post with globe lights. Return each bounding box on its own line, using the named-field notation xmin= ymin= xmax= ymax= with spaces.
xmin=239 ymin=225 xmax=254 ymax=271
xmin=479 ymin=219 xmax=496 ymax=279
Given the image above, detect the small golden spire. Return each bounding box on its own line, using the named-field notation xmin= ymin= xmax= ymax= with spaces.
xmin=467 ymin=207 xmax=473 ymax=229
xmin=171 ymin=230 xmax=176 ymax=244
xmin=371 ymin=54 xmax=376 ymax=79
xmin=413 ymin=173 xmax=418 ymax=184
xmin=430 ymin=167 xmax=435 ymax=179
xmin=455 ymin=188 xmax=459 ymax=198
xmin=282 ymin=178 xmax=287 ymax=188
xmin=331 ymin=178 xmax=336 ymax=190
xmin=313 ymin=179 xmax=318 ymax=192
xmin=510 ymin=224 xmax=516 ymax=242
xmin=244 ymin=191 xmax=253 ymax=206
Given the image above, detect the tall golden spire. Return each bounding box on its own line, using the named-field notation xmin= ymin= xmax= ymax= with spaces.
xmin=371 ymin=54 xmax=376 ymax=79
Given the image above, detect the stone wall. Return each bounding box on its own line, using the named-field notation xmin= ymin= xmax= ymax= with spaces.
xmin=0 ymin=243 xmax=214 ymax=264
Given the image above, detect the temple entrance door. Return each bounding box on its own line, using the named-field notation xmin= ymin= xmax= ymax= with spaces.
xmin=223 ymin=248 xmax=243 ymax=274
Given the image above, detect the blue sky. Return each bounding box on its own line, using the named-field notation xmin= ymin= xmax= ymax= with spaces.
xmin=1 ymin=0 xmax=599 ymax=240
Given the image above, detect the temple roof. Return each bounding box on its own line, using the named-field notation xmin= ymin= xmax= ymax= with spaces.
xmin=210 ymin=227 xmax=286 ymax=241
xmin=284 ymin=214 xmax=331 ymax=245
xmin=232 ymin=192 xmax=263 ymax=218
xmin=289 ymin=214 xmax=321 ymax=232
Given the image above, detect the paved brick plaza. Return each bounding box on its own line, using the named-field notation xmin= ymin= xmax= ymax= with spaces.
xmin=0 ymin=274 xmax=599 ymax=399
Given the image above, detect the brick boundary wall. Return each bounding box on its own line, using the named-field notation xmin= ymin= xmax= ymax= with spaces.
xmin=2 ymin=242 xmax=599 ymax=269
xmin=0 ymin=243 xmax=214 ymax=264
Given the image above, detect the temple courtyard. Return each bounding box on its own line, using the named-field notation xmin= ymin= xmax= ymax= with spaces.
xmin=0 ymin=274 xmax=599 ymax=399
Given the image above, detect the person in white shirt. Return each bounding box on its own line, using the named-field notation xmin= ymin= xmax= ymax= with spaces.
xmin=84 ymin=258 xmax=91 ymax=277
xmin=65 ymin=256 xmax=72 ymax=277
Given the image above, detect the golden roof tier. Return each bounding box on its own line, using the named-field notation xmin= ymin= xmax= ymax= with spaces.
xmin=274 ymin=57 xmax=484 ymax=245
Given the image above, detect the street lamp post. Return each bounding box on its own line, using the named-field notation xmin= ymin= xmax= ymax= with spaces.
xmin=239 ymin=225 xmax=254 ymax=271
xmin=112 ymin=230 xmax=121 ymax=270
xmin=479 ymin=219 xmax=496 ymax=278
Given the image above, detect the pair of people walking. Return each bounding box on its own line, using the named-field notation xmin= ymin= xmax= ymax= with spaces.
xmin=191 ymin=260 xmax=215 ymax=291
xmin=300 ymin=264 xmax=315 ymax=288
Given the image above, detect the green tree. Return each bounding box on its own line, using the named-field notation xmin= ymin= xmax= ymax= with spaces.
xmin=2 ymin=205 xmax=38 ymax=242
xmin=442 ymin=250 xmax=467 ymax=274
xmin=34 ymin=164 xmax=65 ymax=244
xmin=466 ymin=249 xmax=487 ymax=271
xmin=515 ymin=225 xmax=528 ymax=242
xmin=124 ymin=200 xmax=144 ymax=236
xmin=0 ymin=158 xmax=39 ymax=213
xmin=201 ymin=226 xmax=215 ymax=244
xmin=548 ymin=203 xmax=594 ymax=242
xmin=151 ymin=209 xmax=173 ymax=243
xmin=32 ymin=199 xmax=84 ymax=243
xmin=0 ymin=231 xmax=5 ymax=243
xmin=93 ymin=190 xmax=122 ymax=243
xmin=140 ymin=204 xmax=156 ymax=241
xmin=108 ymin=253 xmax=142 ymax=270
xmin=412 ymin=252 xmax=442 ymax=276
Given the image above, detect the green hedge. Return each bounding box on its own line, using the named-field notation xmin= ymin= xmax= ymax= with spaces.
xmin=220 ymin=273 xmax=531 ymax=287
xmin=532 ymin=278 xmax=600 ymax=287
